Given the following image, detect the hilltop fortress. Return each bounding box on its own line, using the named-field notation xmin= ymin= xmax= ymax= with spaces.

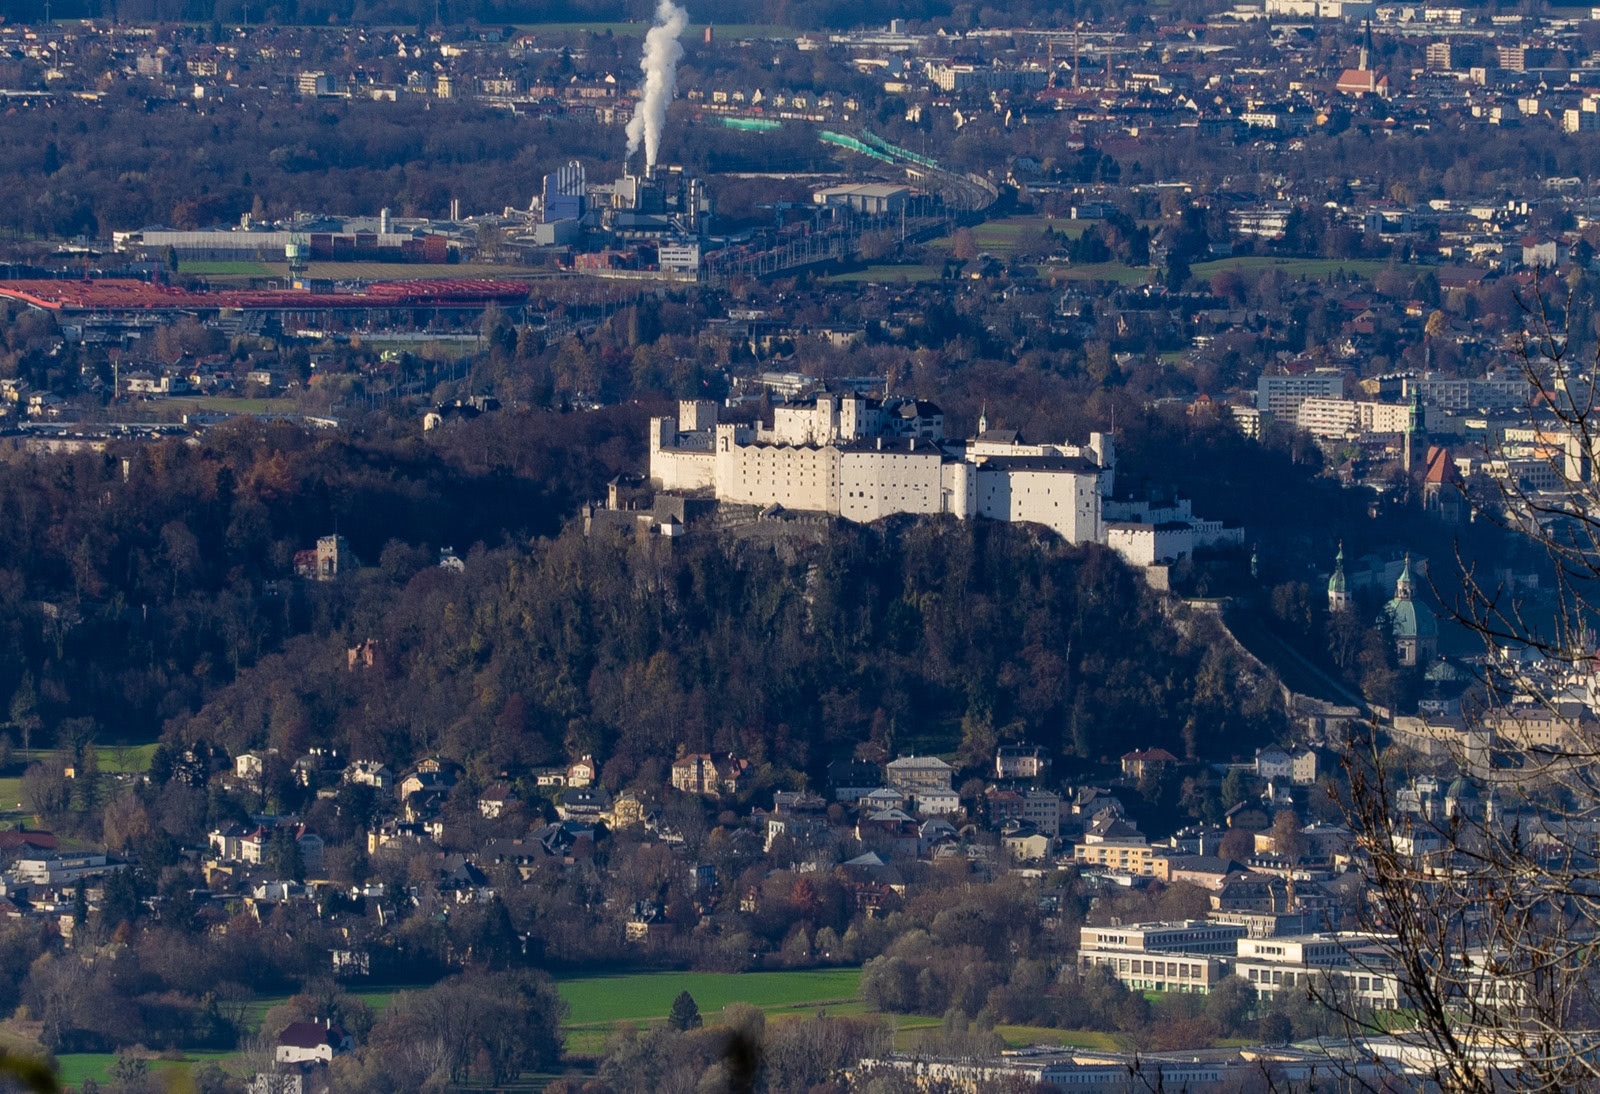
xmin=649 ymin=394 xmax=1111 ymax=545
xmin=645 ymin=394 xmax=1241 ymax=568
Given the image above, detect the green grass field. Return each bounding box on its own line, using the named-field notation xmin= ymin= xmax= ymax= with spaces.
xmin=53 ymin=1050 xmax=233 ymax=1090
xmin=1040 ymin=261 xmax=1153 ymax=285
xmin=927 ymin=217 xmax=1092 ymax=257
xmin=1188 ymin=256 xmax=1397 ymax=280
xmin=180 ymin=261 xmax=274 ymax=276
xmin=560 ymin=968 xmax=863 ymax=1026
xmin=12 ymin=745 xmax=160 ymax=774
xmin=0 ymin=777 xmax=22 ymax=815
xmin=560 ymin=968 xmax=863 ymax=1056
xmin=241 ymin=985 xmax=418 ymax=1033
xmin=2 ymin=745 xmax=159 ymax=827
xmin=23 ymin=968 xmax=1131 ymax=1085
xmin=164 ymin=396 xmax=288 ymax=415
xmin=828 ymin=263 xmax=943 ymax=284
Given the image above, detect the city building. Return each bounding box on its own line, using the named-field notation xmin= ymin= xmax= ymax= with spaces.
xmin=1078 ymin=920 xmax=1247 ymax=993
xmin=1257 ymin=370 xmax=1345 ymax=420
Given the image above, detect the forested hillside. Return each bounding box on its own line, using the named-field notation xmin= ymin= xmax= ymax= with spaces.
xmin=175 ymin=515 xmax=1286 ymax=793
xmin=0 ymin=406 xmax=645 ymax=744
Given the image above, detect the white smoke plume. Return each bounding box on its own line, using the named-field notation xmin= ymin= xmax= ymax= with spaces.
xmin=625 ymin=0 xmax=689 ymax=171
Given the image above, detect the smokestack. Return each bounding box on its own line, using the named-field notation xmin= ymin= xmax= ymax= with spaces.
xmin=704 ymin=24 xmax=713 ymax=44
xmin=625 ymin=0 xmax=689 ymax=172
xmin=450 ymin=197 xmax=461 ymax=221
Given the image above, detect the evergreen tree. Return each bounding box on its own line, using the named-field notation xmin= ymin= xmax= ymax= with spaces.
xmin=668 ymin=990 xmax=702 ymax=1031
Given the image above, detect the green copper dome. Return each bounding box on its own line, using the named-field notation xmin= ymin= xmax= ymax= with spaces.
xmin=1384 ymin=555 xmax=1437 ymax=640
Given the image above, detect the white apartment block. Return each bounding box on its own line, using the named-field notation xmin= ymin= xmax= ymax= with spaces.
xmin=1257 ymin=370 xmax=1345 ymax=420
xmin=1295 ymin=398 xmax=1417 ymax=438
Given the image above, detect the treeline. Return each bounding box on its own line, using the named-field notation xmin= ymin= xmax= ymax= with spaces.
xmin=0 ymin=407 xmax=644 ymax=746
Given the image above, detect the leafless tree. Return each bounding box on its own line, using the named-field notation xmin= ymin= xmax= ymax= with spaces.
xmin=1330 ymin=277 xmax=1600 ymax=1091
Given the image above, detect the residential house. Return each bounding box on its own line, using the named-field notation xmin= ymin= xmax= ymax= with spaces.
xmin=235 ymin=750 xmax=274 ymax=785
xmin=1121 ymin=748 xmax=1178 ymax=781
xmin=1001 ymin=822 xmax=1052 ymax=862
xmin=344 ymin=760 xmax=392 ymax=792
xmin=828 ymin=759 xmax=882 ymax=802
xmin=670 ymin=753 xmax=750 ymax=797
xmin=856 ymin=809 xmax=921 ymax=858
xmin=478 ymin=783 xmax=517 ymax=819
xmin=275 ymin=1019 xmax=353 ymax=1064
xmin=367 ymin=820 xmax=430 ymax=855
xmin=1073 ymin=816 xmax=1166 ymax=878
xmin=1254 ymin=748 xmax=1294 ymax=781
xmin=857 ymin=787 xmax=907 ymax=812
xmin=919 ymin=818 xmax=959 ymax=857
xmin=996 ymin=744 xmax=1048 ymax=780
xmin=884 ymin=755 xmax=954 ymax=794
xmin=566 ymin=755 xmax=597 ymax=788
xmin=557 ymin=786 xmax=612 ymax=821
xmin=398 ymin=758 xmax=460 ymax=800
xmin=625 ymin=900 xmax=672 ymax=944
xmin=988 ymin=788 xmax=1062 ymax=837
xmin=908 ymin=787 xmax=961 ymax=816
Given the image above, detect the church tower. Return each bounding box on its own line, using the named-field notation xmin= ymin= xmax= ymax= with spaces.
xmin=1328 ymin=542 xmax=1350 ymax=613
xmin=1403 ymin=388 xmax=1424 ymax=474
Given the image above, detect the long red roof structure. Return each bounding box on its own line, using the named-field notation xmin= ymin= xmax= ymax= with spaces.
xmin=0 ymin=278 xmax=531 ymax=312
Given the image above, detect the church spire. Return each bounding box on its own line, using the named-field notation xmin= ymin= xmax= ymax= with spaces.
xmin=1395 ymin=553 xmax=1414 ymax=601
xmin=1328 ymin=541 xmax=1350 ymax=612
xmin=978 ymin=403 xmax=989 ymax=435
